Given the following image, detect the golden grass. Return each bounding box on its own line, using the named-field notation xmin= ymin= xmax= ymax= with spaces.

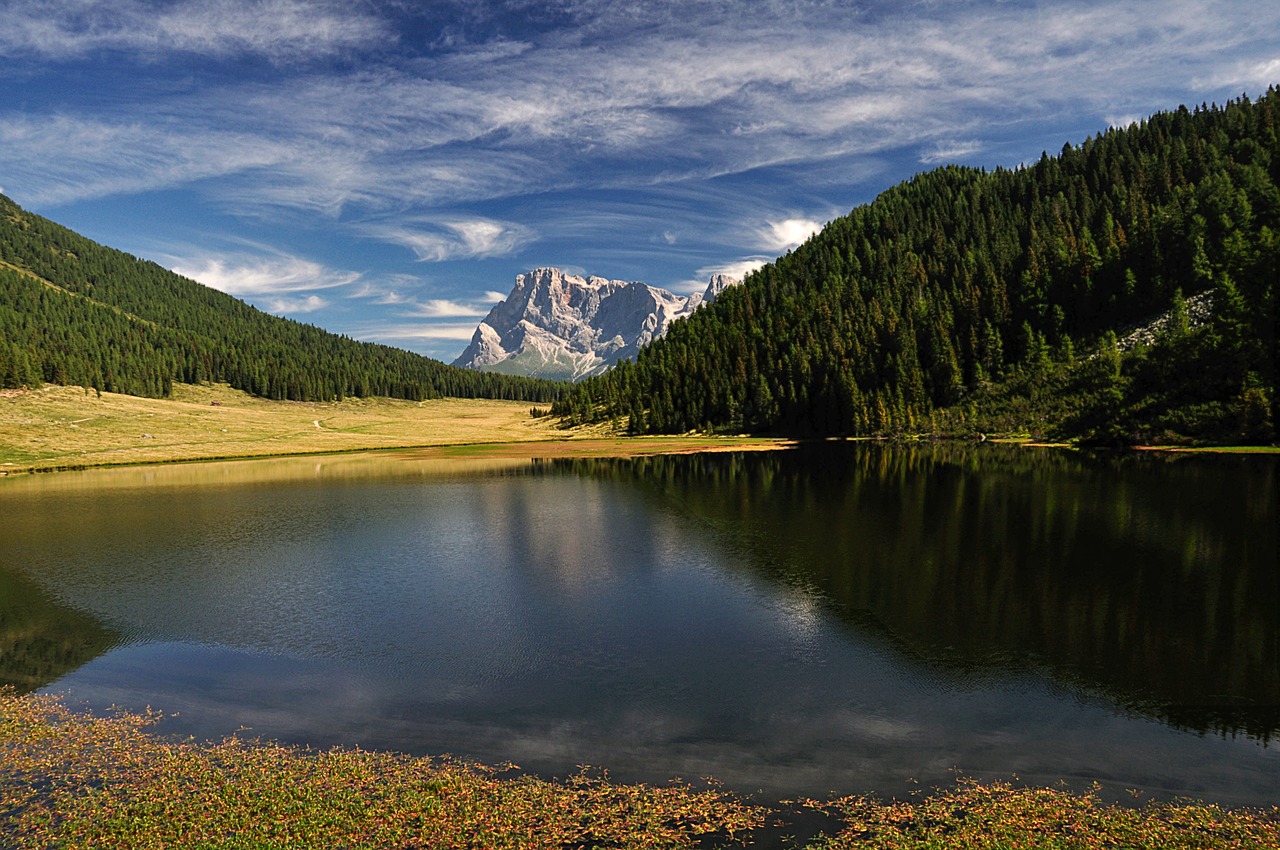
xmin=0 ymin=383 xmax=792 ymax=475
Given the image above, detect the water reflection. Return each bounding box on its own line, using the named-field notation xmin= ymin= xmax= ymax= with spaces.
xmin=0 ymin=444 xmax=1275 ymax=805
xmin=555 ymin=444 xmax=1279 ymax=742
xmin=0 ymin=451 xmax=536 ymax=497
xmin=0 ymin=569 xmax=119 ymax=692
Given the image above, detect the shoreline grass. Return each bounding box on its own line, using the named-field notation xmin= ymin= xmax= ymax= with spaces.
xmin=3 ymin=692 xmax=1277 ymax=849
xmin=0 ymin=383 xmax=792 ymax=477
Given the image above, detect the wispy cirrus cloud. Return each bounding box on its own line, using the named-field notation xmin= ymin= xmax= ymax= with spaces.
xmin=7 ymin=1 xmax=1278 ymax=218
xmin=343 ymin=275 xmax=498 ymax=329
xmin=919 ymin=140 xmax=983 ymax=165
xmin=1200 ymin=57 xmax=1280 ymax=92
xmin=401 ymin=299 xmax=491 ymax=318
xmin=0 ymin=0 xmax=388 ymax=61
xmin=260 ymin=294 xmax=330 ymax=314
xmin=349 ymin=321 xmax=484 ymax=345
xmin=370 ymin=218 xmax=537 ymax=262
xmin=167 ymin=250 xmax=361 ymax=299
xmin=0 ymin=115 xmax=294 ymax=206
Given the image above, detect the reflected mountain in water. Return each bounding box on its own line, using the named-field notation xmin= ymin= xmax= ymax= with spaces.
xmin=0 ymin=569 xmax=119 ymax=692
xmin=554 ymin=444 xmax=1279 ymax=742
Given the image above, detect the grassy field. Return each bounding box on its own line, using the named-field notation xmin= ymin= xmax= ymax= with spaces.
xmin=0 ymin=383 xmax=789 ymax=475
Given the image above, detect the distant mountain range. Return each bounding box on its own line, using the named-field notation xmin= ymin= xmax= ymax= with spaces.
xmin=453 ymin=268 xmax=738 ymax=381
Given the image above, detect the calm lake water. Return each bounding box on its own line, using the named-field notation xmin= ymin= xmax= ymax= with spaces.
xmin=2 ymin=444 xmax=1277 ymax=807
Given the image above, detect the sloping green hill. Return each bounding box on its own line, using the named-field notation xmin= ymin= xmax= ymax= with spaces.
xmin=556 ymin=91 xmax=1277 ymax=445
xmin=0 ymin=197 xmax=565 ymax=403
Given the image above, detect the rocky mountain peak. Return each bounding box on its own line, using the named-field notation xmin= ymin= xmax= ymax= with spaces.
xmin=452 ymin=268 xmax=738 ymax=381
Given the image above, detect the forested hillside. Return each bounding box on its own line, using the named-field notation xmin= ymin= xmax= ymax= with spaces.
xmin=554 ymin=91 xmax=1278 ymax=444
xmin=0 ymin=197 xmax=565 ymax=403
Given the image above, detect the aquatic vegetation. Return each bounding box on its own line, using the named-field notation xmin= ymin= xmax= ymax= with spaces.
xmin=803 ymin=779 xmax=1280 ymax=849
xmin=0 ymin=691 xmax=760 ymax=849
xmin=3 ymin=691 xmax=1277 ymax=849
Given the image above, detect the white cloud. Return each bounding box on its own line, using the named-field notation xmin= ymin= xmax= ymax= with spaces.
xmin=0 ymin=115 xmax=294 ymax=206
xmin=342 ymin=276 xmax=496 ymax=321
xmin=670 ymin=258 xmax=771 ymax=295
xmin=263 ymin=294 xmax=329 ymax=314
xmin=336 ymin=319 xmax=485 ymax=360
xmin=352 ymin=322 xmax=482 ymax=343
xmin=1105 ymin=115 xmax=1144 ymax=131
xmin=1201 ymin=57 xmax=1280 ymax=92
xmin=372 ymin=219 xmax=537 ymax=262
xmin=0 ymin=0 xmax=387 ymax=61
xmin=345 ymin=274 xmax=425 ymax=305
xmin=483 ymin=290 xmax=508 ymax=302
xmin=919 ymin=140 xmax=983 ymax=165
xmin=758 ymin=218 xmax=824 ymax=253
xmin=403 ymin=299 xmax=489 ymax=319
xmin=169 ymin=252 xmax=360 ymax=298
xmin=707 ymin=258 xmax=771 ymax=282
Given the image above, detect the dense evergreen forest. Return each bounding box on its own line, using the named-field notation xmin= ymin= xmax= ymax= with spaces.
xmin=554 ymin=91 xmax=1278 ymax=444
xmin=0 ymin=197 xmax=565 ymax=403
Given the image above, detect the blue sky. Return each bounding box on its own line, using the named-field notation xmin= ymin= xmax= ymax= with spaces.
xmin=3 ymin=1 xmax=1277 ymax=362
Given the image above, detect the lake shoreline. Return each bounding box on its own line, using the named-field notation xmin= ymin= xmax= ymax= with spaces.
xmin=3 ymin=383 xmax=1275 ymax=479
xmin=0 ymin=382 xmax=797 ymax=477
xmin=0 ymin=435 xmax=798 ymax=478
xmin=6 ymin=430 xmax=1276 ymax=480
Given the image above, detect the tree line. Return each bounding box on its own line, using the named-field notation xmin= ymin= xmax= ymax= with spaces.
xmin=554 ymin=90 xmax=1278 ymax=444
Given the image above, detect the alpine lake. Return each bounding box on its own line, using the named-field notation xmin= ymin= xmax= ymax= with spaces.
xmin=2 ymin=442 xmax=1276 ymax=814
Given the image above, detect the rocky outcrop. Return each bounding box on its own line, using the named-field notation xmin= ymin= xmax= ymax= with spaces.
xmin=452 ymin=268 xmax=738 ymax=381
xmin=1114 ymin=291 xmax=1215 ymax=351
xmin=698 ymin=273 xmax=738 ymax=306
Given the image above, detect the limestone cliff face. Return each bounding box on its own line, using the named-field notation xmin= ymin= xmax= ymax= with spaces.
xmin=452 ymin=268 xmax=738 ymax=381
